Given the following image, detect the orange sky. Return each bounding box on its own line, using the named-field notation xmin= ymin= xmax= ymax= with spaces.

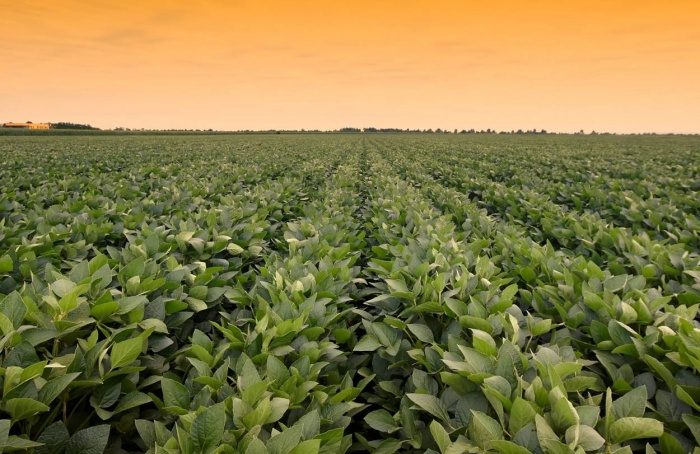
xmin=1 ymin=1 xmax=699 ymax=133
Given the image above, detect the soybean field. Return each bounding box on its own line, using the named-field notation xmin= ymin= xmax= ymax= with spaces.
xmin=1 ymin=134 xmax=700 ymax=454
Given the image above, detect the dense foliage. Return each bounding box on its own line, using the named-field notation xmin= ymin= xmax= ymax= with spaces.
xmin=49 ymin=123 xmax=100 ymax=130
xmin=0 ymin=134 xmax=699 ymax=454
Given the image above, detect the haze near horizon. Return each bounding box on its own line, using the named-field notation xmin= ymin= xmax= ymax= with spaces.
xmin=1 ymin=0 xmax=699 ymax=133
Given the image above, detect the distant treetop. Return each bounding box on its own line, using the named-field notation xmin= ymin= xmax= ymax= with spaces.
xmin=51 ymin=122 xmax=100 ymax=130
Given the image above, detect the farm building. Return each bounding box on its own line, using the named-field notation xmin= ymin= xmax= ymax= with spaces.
xmin=2 ymin=122 xmax=51 ymax=130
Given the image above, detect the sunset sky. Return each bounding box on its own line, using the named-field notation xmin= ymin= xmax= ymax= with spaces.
xmin=1 ymin=1 xmax=699 ymax=133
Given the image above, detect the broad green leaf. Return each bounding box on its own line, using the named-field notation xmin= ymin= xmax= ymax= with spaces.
xmin=612 ymin=386 xmax=647 ymax=419
xmin=36 ymin=421 xmax=70 ymax=454
xmin=288 ymin=439 xmax=321 ymax=454
xmin=0 ymin=255 xmax=13 ymax=272
xmin=407 ymin=324 xmax=434 ymax=343
xmin=551 ymin=395 xmax=579 ymax=432
xmin=682 ymin=414 xmax=700 ymax=446
xmin=65 ymin=424 xmax=110 ymax=454
xmin=354 ymin=335 xmax=382 ymax=352
xmin=491 ymin=440 xmax=533 ymax=454
xmin=267 ymin=423 xmax=304 ymax=454
xmin=0 ymin=420 xmax=9 ymax=453
xmin=1 ymin=292 xmax=26 ymax=328
xmin=535 ymin=414 xmax=569 ymax=454
xmin=365 ymin=410 xmax=400 ymax=433
xmin=38 ymin=373 xmax=81 ymax=405
xmin=659 ymin=432 xmax=686 ymax=454
xmin=470 ymin=410 xmax=503 ymax=450
xmin=110 ymin=336 xmax=144 ymax=369
xmin=242 ymin=380 xmax=268 ymax=406
xmin=267 ymin=398 xmax=290 ymax=424
xmin=246 ymin=439 xmax=268 ymax=454
xmin=604 ymin=275 xmax=628 ymax=293
xmin=114 ymin=391 xmax=151 ymax=414
xmin=510 ymin=398 xmax=536 ymax=434
xmin=577 ymin=425 xmax=606 ymax=451
xmin=407 ymin=393 xmax=451 ymax=423
xmin=4 ymin=398 xmax=50 ymax=422
xmin=191 ymin=403 xmax=225 ymax=454
xmin=162 ymin=377 xmax=190 ymax=410
xmin=135 ymin=419 xmax=156 ymax=450
xmin=609 ymin=417 xmax=663 ymax=444
xmin=429 ymin=420 xmax=451 ymax=454
xmin=4 ymin=436 xmax=44 ymax=451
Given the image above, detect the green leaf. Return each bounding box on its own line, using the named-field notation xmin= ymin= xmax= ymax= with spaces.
xmin=51 ymin=279 xmax=76 ymax=298
xmin=242 ymin=380 xmax=268 ymax=406
xmin=491 ymin=440 xmax=533 ymax=454
xmin=460 ymin=315 xmax=493 ymax=334
xmin=608 ymin=320 xmax=634 ymax=346
xmin=613 ymin=386 xmax=647 ymax=419
xmin=65 ymin=424 xmax=110 ymax=454
xmin=535 ymin=414 xmax=569 ymax=454
xmin=551 ymin=395 xmax=579 ymax=432
xmin=429 ymin=420 xmax=451 ymax=454
xmin=407 ymin=393 xmax=451 ymax=423
xmin=266 ymin=356 xmax=290 ymax=385
xmin=246 ymin=439 xmax=268 ymax=454
xmin=110 ymin=336 xmax=144 ymax=369
xmin=385 ymin=279 xmax=409 ymax=294
xmin=191 ymin=403 xmax=225 ymax=454
xmin=162 ymin=377 xmax=190 ymax=410
xmin=90 ymin=302 xmax=119 ymax=320
xmin=644 ymin=355 xmax=677 ymax=390
xmin=604 ymin=275 xmax=628 ymax=293
xmin=268 ymin=423 xmax=304 ymax=454
xmin=4 ymin=398 xmax=50 ymax=422
xmin=354 ymin=335 xmax=382 ymax=352
xmin=327 ymin=387 xmax=360 ymax=404
xmin=682 ymin=414 xmax=700 ymax=446
xmin=267 ymin=397 xmax=290 ymax=424
xmin=365 ymin=410 xmax=400 ymax=433
xmin=470 ymin=410 xmax=503 ymax=450
xmin=575 ymin=425 xmax=606 ymax=451
xmin=531 ymin=319 xmax=553 ymax=337
xmin=501 ymin=284 xmax=519 ymax=301
xmin=407 ymin=324 xmax=434 ymax=343
xmin=120 ymin=257 xmax=145 ymax=281
xmin=373 ymin=438 xmax=404 ymax=454
xmin=114 ymin=391 xmax=151 ymax=414
xmin=609 ymin=417 xmax=663 ymax=444
xmin=297 ymin=410 xmax=321 ymax=440
xmin=332 ymin=328 xmax=351 ymax=343
xmin=4 ymin=436 xmax=44 ymax=451
xmin=0 ymin=313 xmax=13 ymax=336
xmin=0 ymin=420 xmax=9 ymax=453
xmin=288 ymin=439 xmax=321 ymax=454
xmin=36 ymin=421 xmax=70 ymax=454
xmin=1 ymin=292 xmax=27 ymax=328
xmin=20 ymin=360 xmax=46 ymax=382
xmin=659 ymin=432 xmax=686 ymax=454
xmin=135 ymin=420 xmax=156 ymax=450
xmin=510 ymin=398 xmax=536 ymax=434
xmin=115 ymin=295 xmax=148 ymax=315
xmin=520 ymin=267 xmax=537 ymax=284
xmin=0 ymin=255 xmax=13 ymax=272
xmin=38 ymin=373 xmax=81 ymax=405
xmin=243 ymin=397 xmax=272 ymax=428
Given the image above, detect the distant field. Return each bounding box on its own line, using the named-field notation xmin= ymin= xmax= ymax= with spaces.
xmin=1 ymin=134 xmax=699 ymax=453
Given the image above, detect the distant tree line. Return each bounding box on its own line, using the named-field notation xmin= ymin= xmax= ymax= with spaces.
xmin=353 ymin=127 xmax=551 ymax=134
xmin=6 ymin=123 xmax=689 ymax=136
xmin=51 ymin=122 xmax=100 ymax=130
